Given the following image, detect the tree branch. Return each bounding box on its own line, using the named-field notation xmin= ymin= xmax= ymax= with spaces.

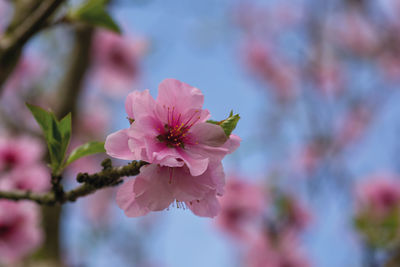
xmin=0 ymin=160 xmax=148 ymax=205
xmin=0 ymin=0 xmax=66 ymax=91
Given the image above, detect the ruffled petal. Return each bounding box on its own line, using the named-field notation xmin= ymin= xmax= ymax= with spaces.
xmin=156 ymin=78 xmax=204 ymax=117
xmin=116 ymin=178 xmax=150 ymax=217
xmin=178 ymin=149 xmax=209 ymax=176
xmin=223 ymin=134 xmax=241 ymax=154
xmin=188 ymin=191 xmax=220 ymax=218
xmin=125 ymin=89 xmax=156 ymax=120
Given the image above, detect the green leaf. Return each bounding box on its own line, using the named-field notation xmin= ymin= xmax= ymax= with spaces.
xmin=26 ymin=103 xmax=53 ymax=134
xmin=207 ymin=111 xmax=240 ymax=137
xmin=68 ymin=0 xmax=121 ymax=33
xmin=65 ymin=141 xmax=106 ymax=167
xmin=220 ymin=113 xmax=240 ymax=137
xmin=58 ymin=113 xmax=72 ymax=162
xmin=26 ymin=104 xmax=73 ymax=174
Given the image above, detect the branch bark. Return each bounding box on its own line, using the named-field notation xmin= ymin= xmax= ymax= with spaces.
xmin=0 ymin=160 xmax=147 ymax=205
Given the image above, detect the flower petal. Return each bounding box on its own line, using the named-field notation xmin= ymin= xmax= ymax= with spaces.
xmin=134 ymin=165 xmax=175 ymax=211
xmin=116 ymin=178 xmax=150 ymax=217
xmin=125 ymin=89 xmax=156 ymax=120
xmin=190 ymin=122 xmax=228 ymax=147
xmin=156 ymin=78 xmax=204 ymax=116
xmin=223 ymin=134 xmax=241 ymax=154
xmin=178 ymin=149 xmax=209 ymax=176
xmin=187 ymin=191 xmax=220 ymax=218
xmin=105 ymin=129 xmax=134 ymax=160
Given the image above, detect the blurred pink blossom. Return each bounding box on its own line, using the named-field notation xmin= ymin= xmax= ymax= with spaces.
xmin=3 ymin=55 xmax=46 ymax=98
xmin=279 ymin=195 xmax=311 ymax=232
xmin=105 ymin=78 xmax=240 ymax=177
xmin=356 ymin=174 xmax=400 ymax=216
xmin=91 ymin=30 xmax=148 ymax=97
xmin=0 ymin=135 xmax=50 ymax=192
xmin=334 ymin=104 xmax=372 ymax=149
xmin=246 ymin=232 xmax=310 ymax=267
xmin=244 ymin=41 xmax=298 ymax=102
xmin=329 ymin=9 xmax=378 ymax=56
xmin=216 ymin=177 xmax=266 ymax=240
xmin=234 ymin=3 xmax=303 ymax=36
xmin=0 ymin=135 xmax=43 ymax=169
xmin=311 ymin=57 xmax=344 ymax=97
xmin=0 ymin=201 xmax=43 ymax=264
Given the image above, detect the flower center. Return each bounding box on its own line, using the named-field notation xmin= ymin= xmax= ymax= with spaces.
xmin=156 ymin=106 xmax=201 ymax=148
xmin=157 ymin=124 xmax=188 ymax=148
xmin=0 ymin=222 xmax=16 ymax=239
xmin=1 ymin=151 xmax=18 ymax=172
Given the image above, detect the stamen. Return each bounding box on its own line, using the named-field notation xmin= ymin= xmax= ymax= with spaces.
xmin=182 ymin=110 xmax=199 ymax=128
xmin=171 ymin=107 xmax=175 ymax=125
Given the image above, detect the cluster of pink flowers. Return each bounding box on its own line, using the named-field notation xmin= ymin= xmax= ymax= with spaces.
xmin=216 ymin=177 xmax=311 ymax=267
xmin=0 ymin=135 xmax=49 ymax=263
xmin=105 ymin=78 xmax=240 ymax=218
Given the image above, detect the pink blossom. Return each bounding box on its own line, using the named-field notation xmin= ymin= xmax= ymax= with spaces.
xmin=356 ymin=174 xmax=400 ymax=216
xmin=91 ymin=30 xmax=147 ymax=97
xmin=0 ymin=201 xmax=43 ymax=263
xmin=311 ymin=56 xmax=344 ymax=97
xmin=216 ymin=177 xmax=266 ymax=240
xmin=0 ymin=135 xmax=50 ymax=192
xmin=246 ymin=232 xmax=310 ymax=267
xmin=279 ymin=195 xmax=311 ymax=232
xmin=0 ymin=135 xmax=43 ymax=170
xmin=329 ymin=9 xmax=378 ymax=56
xmin=334 ymin=104 xmax=371 ymax=149
xmin=116 ymin=162 xmax=226 ymax=218
xmin=244 ymin=41 xmax=298 ymax=102
xmin=76 ymin=98 xmax=111 ymax=139
xmin=105 ymin=78 xmax=240 ymax=177
xmin=0 ymin=165 xmax=50 ymax=192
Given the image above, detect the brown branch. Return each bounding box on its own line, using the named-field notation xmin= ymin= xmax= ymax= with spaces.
xmin=0 ymin=160 xmax=148 ymax=205
xmin=0 ymin=0 xmax=66 ymax=91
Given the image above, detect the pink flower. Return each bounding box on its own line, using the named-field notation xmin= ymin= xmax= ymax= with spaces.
xmin=116 ymin=162 xmax=226 ymax=218
xmin=0 ymin=201 xmax=43 ymax=264
xmin=328 ymin=9 xmax=378 ymax=56
xmin=0 ymin=135 xmax=50 ymax=192
xmin=244 ymin=41 xmax=298 ymax=102
xmin=105 ymin=78 xmax=240 ymax=177
xmin=356 ymin=174 xmax=400 ymax=216
xmin=91 ymin=30 xmax=147 ymax=97
xmin=0 ymin=165 xmax=50 ymax=192
xmin=279 ymin=195 xmax=311 ymax=232
xmin=0 ymin=135 xmax=43 ymax=170
xmin=246 ymin=232 xmax=310 ymax=267
xmin=216 ymin=177 xmax=266 ymax=240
